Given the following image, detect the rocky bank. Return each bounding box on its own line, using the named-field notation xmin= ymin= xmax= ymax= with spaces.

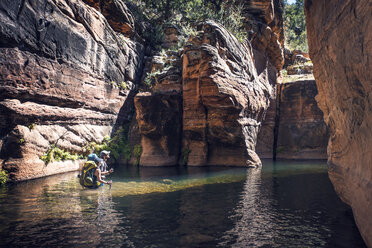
xmin=305 ymin=0 xmax=372 ymax=246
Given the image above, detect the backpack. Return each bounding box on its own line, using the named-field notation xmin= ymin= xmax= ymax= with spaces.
xmin=87 ymin=153 xmax=99 ymax=162
xmin=79 ymin=161 xmax=101 ymax=188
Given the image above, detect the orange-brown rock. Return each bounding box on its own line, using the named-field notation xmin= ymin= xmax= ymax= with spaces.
xmin=82 ymin=0 xmax=135 ymax=37
xmin=241 ymin=0 xmax=284 ymax=71
xmin=275 ymin=80 xmax=328 ymax=159
xmin=182 ymin=21 xmax=278 ymax=167
xmin=305 ymin=0 xmax=372 ymax=246
xmin=0 ymin=0 xmax=143 ymax=181
xmin=256 ymin=80 xmax=328 ymax=159
xmin=134 ymin=92 xmax=182 ymax=166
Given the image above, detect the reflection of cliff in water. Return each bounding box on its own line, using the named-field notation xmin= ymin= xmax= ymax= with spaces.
xmin=219 ymin=168 xmax=277 ymax=247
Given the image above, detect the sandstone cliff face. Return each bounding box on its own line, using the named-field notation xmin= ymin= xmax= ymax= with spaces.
xmin=305 ymin=0 xmax=372 ymax=246
xmin=275 ymin=80 xmax=328 ymax=159
xmin=182 ymin=21 xmax=277 ymax=167
xmin=256 ymin=80 xmax=328 ymax=160
xmin=133 ymin=0 xmax=284 ymax=167
xmin=0 ymin=0 xmax=143 ymax=180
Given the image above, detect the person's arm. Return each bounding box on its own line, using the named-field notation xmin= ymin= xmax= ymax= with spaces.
xmin=95 ymin=168 xmax=112 ymax=185
xmin=101 ymin=168 xmax=114 ymax=176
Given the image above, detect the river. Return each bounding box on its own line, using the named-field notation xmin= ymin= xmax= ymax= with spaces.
xmin=0 ymin=160 xmax=367 ymax=247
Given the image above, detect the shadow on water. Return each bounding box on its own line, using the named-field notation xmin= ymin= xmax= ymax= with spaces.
xmin=0 ymin=160 xmax=367 ymax=248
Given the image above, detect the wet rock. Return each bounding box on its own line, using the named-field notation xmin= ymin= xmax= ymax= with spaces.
xmin=306 ymin=0 xmax=372 ymax=246
xmin=256 ymin=80 xmax=328 ymax=160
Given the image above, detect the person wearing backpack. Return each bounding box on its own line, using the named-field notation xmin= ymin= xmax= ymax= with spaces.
xmin=80 ymin=150 xmax=113 ymax=188
xmin=94 ymin=150 xmax=113 ymax=186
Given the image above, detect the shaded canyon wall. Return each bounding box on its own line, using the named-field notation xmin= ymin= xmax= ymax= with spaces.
xmin=256 ymin=80 xmax=329 ymax=160
xmin=305 ymin=0 xmax=372 ymax=246
xmin=0 ymin=0 xmax=144 ymax=181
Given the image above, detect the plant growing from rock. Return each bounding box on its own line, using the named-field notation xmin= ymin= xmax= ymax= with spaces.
xmin=134 ymin=144 xmax=142 ymax=166
xmin=180 ymin=148 xmax=191 ymax=166
xmin=28 ymin=123 xmax=36 ymax=130
xmin=40 ymin=145 xmax=80 ymax=164
xmin=0 ymin=169 xmax=8 ymax=185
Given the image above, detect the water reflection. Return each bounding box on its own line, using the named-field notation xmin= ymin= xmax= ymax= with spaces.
xmin=220 ymin=168 xmax=277 ymax=247
xmin=0 ymin=162 xmax=367 ymax=248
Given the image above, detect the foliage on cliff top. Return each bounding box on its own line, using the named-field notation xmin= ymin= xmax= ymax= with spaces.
xmin=284 ymin=0 xmax=308 ymax=52
xmin=126 ymin=0 xmax=247 ymax=45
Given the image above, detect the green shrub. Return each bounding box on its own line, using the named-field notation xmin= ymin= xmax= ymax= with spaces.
xmin=284 ymin=0 xmax=308 ymax=52
xmin=0 ymin=169 xmax=8 ymax=185
xmin=134 ymin=144 xmax=142 ymax=166
xmin=143 ymin=69 xmax=162 ymax=87
xmin=126 ymin=0 xmax=248 ymax=47
xmin=180 ymin=148 xmax=191 ymax=166
xmin=82 ymin=123 xmax=133 ymax=163
xmin=40 ymin=145 xmax=80 ymax=164
xmin=119 ymin=81 xmax=129 ymax=90
xmin=28 ymin=123 xmax=36 ymax=130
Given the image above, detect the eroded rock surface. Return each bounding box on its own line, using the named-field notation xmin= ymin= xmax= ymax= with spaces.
xmin=134 ymin=92 xmax=182 ymax=166
xmin=305 ymin=0 xmax=372 ymax=246
xmin=182 ymin=21 xmax=278 ymax=167
xmin=275 ymin=80 xmax=328 ymax=159
xmin=256 ymin=80 xmax=328 ymax=160
xmin=0 ymin=0 xmax=143 ymax=181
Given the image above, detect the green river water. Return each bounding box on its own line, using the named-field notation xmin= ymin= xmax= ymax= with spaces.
xmin=0 ymin=160 xmax=367 ymax=247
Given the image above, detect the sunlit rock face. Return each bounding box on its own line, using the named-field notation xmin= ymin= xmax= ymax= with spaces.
xmin=305 ymin=0 xmax=372 ymax=246
xmin=241 ymin=0 xmax=284 ymax=71
xmin=182 ymin=21 xmax=278 ymax=167
xmin=0 ymin=0 xmax=144 ymax=180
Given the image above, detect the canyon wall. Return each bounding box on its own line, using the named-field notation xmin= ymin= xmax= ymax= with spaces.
xmin=305 ymin=0 xmax=372 ymax=246
xmin=0 ymin=0 xmax=144 ymax=180
xmin=182 ymin=21 xmax=277 ymax=167
xmin=134 ymin=0 xmax=285 ymax=167
xmin=256 ymin=80 xmax=328 ymax=159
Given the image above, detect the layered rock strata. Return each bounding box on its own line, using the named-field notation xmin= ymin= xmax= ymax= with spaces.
xmin=0 ymin=0 xmax=143 ymax=180
xmin=182 ymin=21 xmax=278 ymax=167
xmin=241 ymin=0 xmax=284 ymax=71
xmin=277 ymin=80 xmax=327 ymax=159
xmin=256 ymin=80 xmax=328 ymax=160
xmin=134 ymin=47 xmax=183 ymax=166
xmin=305 ymin=0 xmax=372 ymax=246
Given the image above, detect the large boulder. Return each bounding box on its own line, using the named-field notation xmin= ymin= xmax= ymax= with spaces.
xmin=305 ymin=0 xmax=372 ymax=246
xmin=0 ymin=0 xmax=144 ymax=181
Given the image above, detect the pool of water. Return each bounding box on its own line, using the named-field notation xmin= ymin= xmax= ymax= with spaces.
xmin=0 ymin=160 xmax=367 ymax=247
